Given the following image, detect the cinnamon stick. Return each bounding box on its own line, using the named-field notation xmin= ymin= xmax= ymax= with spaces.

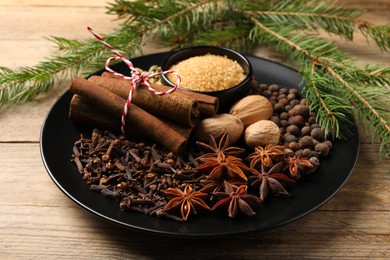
xmin=69 ymin=95 xmax=141 ymax=138
xmin=69 ymin=77 xmax=186 ymax=153
xmin=88 ymin=75 xmax=199 ymax=127
xmin=69 ymin=95 xmax=194 ymax=140
xmin=101 ymin=72 xmax=219 ymax=116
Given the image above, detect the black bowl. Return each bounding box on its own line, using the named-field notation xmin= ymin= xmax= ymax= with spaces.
xmin=161 ymin=46 xmax=253 ymax=112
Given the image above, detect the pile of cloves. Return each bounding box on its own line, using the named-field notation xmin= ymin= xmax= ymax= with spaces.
xmin=72 ymin=128 xmax=207 ymax=221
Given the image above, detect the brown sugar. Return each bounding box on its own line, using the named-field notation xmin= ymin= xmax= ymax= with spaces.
xmin=168 ymin=54 xmax=246 ymax=92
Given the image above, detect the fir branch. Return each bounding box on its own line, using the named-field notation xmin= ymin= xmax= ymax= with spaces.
xmin=46 ymin=36 xmax=84 ymax=52
xmin=308 ymin=61 xmax=336 ymax=123
xmin=245 ymin=0 xmax=362 ymax=40
xmin=247 ymin=14 xmax=389 ymax=157
xmin=326 ymin=66 xmax=390 ymax=158
xmin=191 ymin=24 xmax=254 ymax=52
xmin=1 ymin=0 xmax=389 ymax=158
xmin=0 ymin=27 xmax=142 ymax=106
xmin=243 ymin=0 xmax=389 ymax=51
xmin=107 ymin=0 xmax=219 ymax=37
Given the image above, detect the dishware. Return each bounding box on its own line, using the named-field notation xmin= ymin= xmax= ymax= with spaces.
xmin=161 ymin=46 xmax=253 ymax=112
xmin=40 ymin=52 xmax=359 ymax=238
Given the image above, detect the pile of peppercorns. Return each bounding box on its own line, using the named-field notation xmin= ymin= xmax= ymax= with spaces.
xmin=248 ymin=79 xmax=333 ymax=168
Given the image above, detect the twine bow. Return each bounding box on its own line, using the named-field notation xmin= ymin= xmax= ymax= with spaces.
xmin=87 ymin=27 xmax=181 ymax=134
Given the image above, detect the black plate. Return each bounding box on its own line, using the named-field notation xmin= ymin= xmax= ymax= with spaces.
xmin=40 ymin=52 xmax=359 ymax=238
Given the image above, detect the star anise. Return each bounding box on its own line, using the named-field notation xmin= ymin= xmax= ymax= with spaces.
xmin=284 ymin=155 xmax=314 ymax=180
xmin=199 ymin=178 xmax=246 ymax=194
xmin=196 ymin=153 xmax=251 ymax=181
xmin=212 ymin=181 xmax=261 ymax=218
xmin=196 ymin=132 xmax=245 ymax=160
xmin=248 ymin=162 xmax=295 ymax=201
xmin=248 ymin=144 xmax=285 ymax=169
xmin=161 ymin=184 xmax=210 ymax=221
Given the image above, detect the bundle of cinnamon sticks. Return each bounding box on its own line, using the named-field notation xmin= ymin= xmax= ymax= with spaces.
xmin=68 ymin=73 xmax=219 ymax=153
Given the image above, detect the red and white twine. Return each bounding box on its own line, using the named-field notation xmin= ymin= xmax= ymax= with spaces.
xmin=87 ymin=27 xmax=181 ymax=134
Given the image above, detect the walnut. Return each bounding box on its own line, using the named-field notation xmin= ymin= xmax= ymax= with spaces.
xmin=244 ymin=120 xmax=280 ymax=148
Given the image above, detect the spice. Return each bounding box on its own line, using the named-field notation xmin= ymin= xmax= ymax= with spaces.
xmin=162 ymin=184 xmax=210 ymax=221
xmin=248 ymin=144 xmax=285 ymax=168
xmin=195 ymin=132 xmax=245 ymax=161
xmin=70 ymin=76 xmax=335 ymax=222
xmin=248 ymin=163 xmax=295 ymax=201
xmin=167 ymin=54 xmax=246 ymax=92
xmin=69 ymin=77 xmax=187 ymax=153
xmin=101 ymin=72 xmax=219 ymax=117
xmin=212 ymin=181 xmax=261 ymax=218
xmin=71 ymin=129 xmax=205 ymax=220
xmin=89 ymin=75 xmax=200 ymax=127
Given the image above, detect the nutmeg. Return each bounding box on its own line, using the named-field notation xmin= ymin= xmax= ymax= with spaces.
xmin=195 ymin=113 xmax=244 ymax=145
xmin=229 ymin=95 xmax=273 ymax=128
xmin=244 ymin=120 xmax=280 ymax=148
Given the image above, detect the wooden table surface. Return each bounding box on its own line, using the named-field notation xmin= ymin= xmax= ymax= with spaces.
xmin=1 ymin=1 xmax=389 ymax=259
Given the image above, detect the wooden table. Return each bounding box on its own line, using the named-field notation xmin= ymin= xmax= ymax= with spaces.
xmin=1 ymin=1 xmax=389 ymax=259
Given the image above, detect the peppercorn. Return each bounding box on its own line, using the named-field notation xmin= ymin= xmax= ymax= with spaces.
xmin=284 ymin=148 xmax=295 ymax=157
xmin=288 ymin=115 xmax=305 ymax=128
xmin=259 ymin=83 xmax=269 ymax=91
xmin=295 ymin=149 xmax=303 ymax=157
xmin=299 ymin=136 xmax=314 ymax=148
xmin=301 ymin=125 xmax=311 ymax=136
xmin=289 ymin=99 xmax=300 ymax=107
xmin=315 ymin=142 xmax=330 ymax=157
xmin=310 ymin=123 xmax=320 ymax=130
xmin=310 ymin=149 xmax=318 ymax=157
xmin=323 ymin=140 xmax=333 ymax=150
xmin=288 ymin=104 xmax=309 ymax=118
xmin=280 ymin=119 xmax=289 ymax=128
xmin=289 ymin=88 xmax=299 ymax=95
xmin=311 ymin=127 xmax=325 ymax=141
xmin=284 ymin=133 xmax=298 ymax=143
xmin=302 ymin=148 xmax=312 ymax=158
xmin=262 ymin=90 xmax=272 ymax=98
xmin=249 ymin=77 xmax=259 ymax=88
xmin=287 ymin=93 xmax=296 ymax=101
xmin=273 ymin=103 xmax=285 ymax=113
xmin=269 ymin=84 xmax=281 ymax=92
xmin=270 ymin=116 xmax=281 ymax=126
xmin=308 ymin=116 xmax=317 ymax=125
xmin=280 ymin=112 xmax=289 ymax=120
xmin=289 ymin=141 xmax=302 ymax=151
xmin=308 ymin=156 xmax=320 ymax=173
xmin=286 ymin=124 xmax=300 ymax=136
xmin=279 ymin=88 xmax=289 ymax=95
xmin=279 ymin=127 xmax=286 ymax=135
xmin=278 ymin=98 xmax=289 ymax=106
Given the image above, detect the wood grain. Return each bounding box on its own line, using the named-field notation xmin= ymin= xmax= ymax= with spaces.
xmin=0 ymin=1 xmax=389 ymax=259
